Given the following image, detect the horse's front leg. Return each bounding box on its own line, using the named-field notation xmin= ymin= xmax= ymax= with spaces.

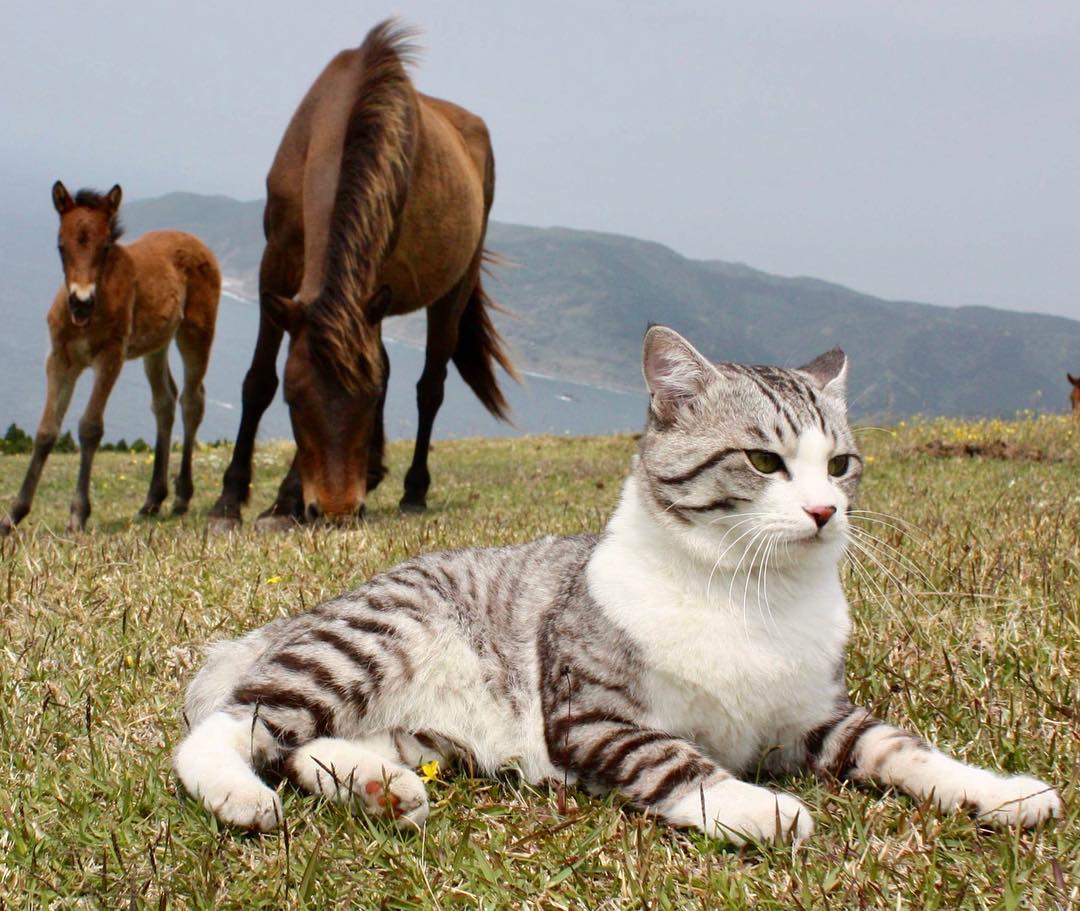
xmin=0 ymin=354 xmax=80 ymax=536
xmin=367 ymin=340 xmax=390 ymax=493
xmin=68 ymin=351 xmax=123 ymax=533
xmin=254 ymin=456 xmax=305 ymax=531
xmin=208 ymin=307 xmax=285 ymax=532
xmin=401 ymin=289 xmax=467 ymax=513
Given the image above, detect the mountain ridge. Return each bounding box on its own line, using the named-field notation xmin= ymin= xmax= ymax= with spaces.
xmin=2 ymin=192 xmax=1077 ymax=434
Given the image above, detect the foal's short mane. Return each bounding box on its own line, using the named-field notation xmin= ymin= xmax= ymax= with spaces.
xmin=73 ymin=189 xmax=124 ymax=242
xmin=307 ymin=19 xmax=420 ymax=395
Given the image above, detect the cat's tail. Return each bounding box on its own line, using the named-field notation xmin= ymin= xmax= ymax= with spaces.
xmin=182 ymin=623 xmax=282 ymax=727
xmin=174 ymin=626 xmax=287 ymax=831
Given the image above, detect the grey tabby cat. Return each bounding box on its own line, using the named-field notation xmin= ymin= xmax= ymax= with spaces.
xmin=175 ymin=326 xmax=1060 ymax=843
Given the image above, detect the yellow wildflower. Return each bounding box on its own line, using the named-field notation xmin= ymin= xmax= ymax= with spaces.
xmin=266 ymin=575 xmax=282 ymax=585
xmin=419 ymin=760 xmax=440 ymax=782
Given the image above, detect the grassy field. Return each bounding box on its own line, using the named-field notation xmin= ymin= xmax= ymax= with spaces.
xmin=0 ymin=417 xmax=1076 ymax=909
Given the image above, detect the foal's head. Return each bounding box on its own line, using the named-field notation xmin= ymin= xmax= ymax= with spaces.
xmin=266 ymin=288 xmax=392 ymax=522
xmin=1069 ymin=373 xmax=1080 ymax=418
xmin=52 ymin=182 xmax=123 ymax=327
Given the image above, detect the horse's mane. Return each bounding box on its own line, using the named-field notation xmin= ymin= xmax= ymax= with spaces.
xmin=307 ymin=20 xmax=420 ymax=395
xmin=73 ymin=189 xmax=124 ymax=242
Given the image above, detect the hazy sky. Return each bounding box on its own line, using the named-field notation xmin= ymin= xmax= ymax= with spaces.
xmin=4 ymin=1 xmax=1079 ymax=319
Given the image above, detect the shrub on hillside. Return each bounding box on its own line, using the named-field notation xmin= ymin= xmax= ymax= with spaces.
xmin=2 ymin=423 xmax=32 ymax=455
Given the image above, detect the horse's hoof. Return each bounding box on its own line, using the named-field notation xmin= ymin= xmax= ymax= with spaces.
xmin=172 ymin=502 xmax=190 ymax=517
xmin=207 ymin=515 xmax=241 ymax=534
xmin=254 ymin=514 xmax=300 ymax=534
xmin=0 ymin=517 xmax=16 ymax=538
xmin=138 ymin=504 xmax=162 ymax=518
xmin=399 ymin=498 xmax=427 ymax=514
xmin=66 ymin=519 xmax=87 ymax=534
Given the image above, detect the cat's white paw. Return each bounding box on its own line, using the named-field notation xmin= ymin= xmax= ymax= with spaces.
xmin=288 ymin=738 xmax=430 ymax=829
xmin=360 ymin=769 xmax=430 ymax=830
xmin=202 ymin=779 xmax=283 ymax=832
xmin=969 ymin=775 xmax=1061 ymax=828
xmin=665 ymin=779 xmax=814 ymax=845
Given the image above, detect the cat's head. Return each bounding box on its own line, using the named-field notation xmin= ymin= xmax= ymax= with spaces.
xmin=636 ymin=326 xmax=861 ymax=570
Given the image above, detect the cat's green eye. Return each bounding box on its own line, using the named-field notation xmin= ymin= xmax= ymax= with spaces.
xmin=828 ymin=454 xmax=850 ymax=477
xmin=746 ymin=450 xmax=784 ymax=474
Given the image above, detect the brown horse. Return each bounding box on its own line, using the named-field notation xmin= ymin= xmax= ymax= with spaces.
xmin=1069 ymin=373 xmax=1080 ymax=419
xmin=207 ymin=20 xmax=517 ymax=531
xmin=0 ymin=183 xmax=220 ymax=536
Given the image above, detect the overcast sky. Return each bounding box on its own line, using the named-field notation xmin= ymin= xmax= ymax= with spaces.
xmin=4 ymin=1 xmax=1078 ymax=319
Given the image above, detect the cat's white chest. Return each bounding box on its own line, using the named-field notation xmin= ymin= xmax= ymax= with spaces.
xmin=588 ymin=531 xmax=849 ymax=774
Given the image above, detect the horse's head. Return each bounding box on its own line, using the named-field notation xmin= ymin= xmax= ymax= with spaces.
xmin=52 ymin=182 xmax=123 ymax=327
xmin=266 ymin=289 xmax=392 ymax=522
xmin=1069 ymin=373 xmax=1080 ymax=418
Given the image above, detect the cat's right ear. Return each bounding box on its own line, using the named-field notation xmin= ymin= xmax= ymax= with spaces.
xmin=642 ymin=325 xmax=716 ymax=424
xmin=799 ymin=348 xmax=848 ymax=400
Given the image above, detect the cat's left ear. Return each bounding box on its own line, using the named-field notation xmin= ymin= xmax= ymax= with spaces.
xmin=799 ymin=348 xmax=848 ymax=400
xmin=642 ymin=325 xmax=717 ymax=423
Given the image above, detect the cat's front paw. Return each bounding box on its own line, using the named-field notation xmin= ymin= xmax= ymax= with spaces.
xmin=360 ymin=769 xmax=430 ymax=830
xmin=665 ymin=779 xmax=814 ymax=845
xmin=969 ymin=775 xmax=1061 ymax=828
xmin=202 ymin=780 xmax=283 ymax=832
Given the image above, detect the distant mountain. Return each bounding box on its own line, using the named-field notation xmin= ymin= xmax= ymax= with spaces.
xmin=118 ymin=193 xmax=1080 ymax=419
xmin=2 ymin=192 xmax=1077 ymax=446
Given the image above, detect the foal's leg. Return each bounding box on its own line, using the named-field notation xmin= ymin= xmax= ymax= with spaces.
xmin=69 ymin=350 xmax=123 ymax=533
xmin=174 ymin=324 xmax=212 ymax=516
xmin=0 ymin=354 xmax=80 ymax=536
xmin=400 ymin=281 xmax=471 ymax=512
xmin=139 ymin=348 xmax=177 ymax=517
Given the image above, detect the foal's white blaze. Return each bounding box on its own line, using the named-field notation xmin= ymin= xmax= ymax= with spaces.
xmin=69 ymin=282 xmax=96 ymax=301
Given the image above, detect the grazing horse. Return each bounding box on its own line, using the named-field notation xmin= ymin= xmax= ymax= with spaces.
xmin=0 ymin=183 xmax=220 ymax=536
xmin=1069 ymin=373 xmax=1080 ymax=419
xmin=207 ymin=20 xmax=517 ymax=531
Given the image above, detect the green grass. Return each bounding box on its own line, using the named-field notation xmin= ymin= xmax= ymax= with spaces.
xmin=0 ymin=418 xmax=1076 ymax=909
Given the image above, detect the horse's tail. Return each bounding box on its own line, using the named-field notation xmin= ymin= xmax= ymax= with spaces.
xmin=453 ymin=263 xmax=520 ymax=422
xmin=306 ymin=19 xmax=420 ymax=396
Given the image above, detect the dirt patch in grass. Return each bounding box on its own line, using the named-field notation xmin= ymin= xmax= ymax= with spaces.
xmin=914 ymin=438 xmax=1058 ymax=461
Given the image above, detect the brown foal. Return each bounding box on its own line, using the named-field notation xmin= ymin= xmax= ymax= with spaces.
xmin=0 ymin=183 xmax=220 ymax=536
xmin=1069 ymin=373 xmax=1080 ymax=419
xmin=208 ymin=20 xmax=517 ymax=531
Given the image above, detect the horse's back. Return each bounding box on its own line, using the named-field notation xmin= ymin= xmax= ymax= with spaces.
xmin=418 ymin=93 xmax=492 ymax=181
xmin=128 ymin=231 xmax=220 ymax=337
xmin=379 ymin=95 xmax=489 ymax=314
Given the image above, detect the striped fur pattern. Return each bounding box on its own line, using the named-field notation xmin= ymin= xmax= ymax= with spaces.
xmin=175 ymin=326 xmax=1060 ymax=841
xmin=306 ymin=21 xmax=419 ymax=396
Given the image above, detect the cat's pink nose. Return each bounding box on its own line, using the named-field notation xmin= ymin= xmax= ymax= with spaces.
xmin=804 ymin=505 xmax=836 ymax=529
